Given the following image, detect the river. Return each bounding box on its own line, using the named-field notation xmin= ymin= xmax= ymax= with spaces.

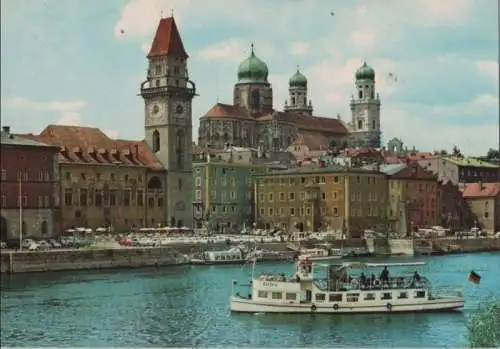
xmin=1 ymin=252 xmax=499 ymax=347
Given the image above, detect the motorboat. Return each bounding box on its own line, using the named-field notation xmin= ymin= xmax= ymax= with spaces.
xmin=190 ymin=247 xmax=246 ymax=265
xmin=229 ymin=256 xmax=464 ymax=313
xmin=298 ymin=247 xmax=343 ymax=261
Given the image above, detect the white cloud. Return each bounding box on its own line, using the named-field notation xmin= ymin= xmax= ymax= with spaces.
xmin=418 ymin=0 xmax=474 ymax=23
xmin=349 ymin=30 xmax=376 ymax=51
xmin=432 ymin=93 xmax=499 ymax=116
xmin=475 ymin=60 xmax=499 ymax=82
xmin=197 ymin=39 xmax=247 ymax=62
xmin=141 ymin=43 xmax=151 ymax=54
xmin=56 ymin=111 xmax=83 ymax=126
xmin=289 ymin=42 xmax=310 ymax=56
xmin=4 ymin=97 xmax=87 ymax=112
xmin=104 ymin=130 xmax=119 ymax=139
xmin=356 ymin=4 xmax=369 ymax=16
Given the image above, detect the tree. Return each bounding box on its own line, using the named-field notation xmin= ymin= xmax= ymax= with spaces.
xmin=452 ymin=146 xmax=462 ymax=157
xmin=486 ymin=148 xmax=499 ymax=160
xmin=440 ymin=149 xmax=448 ymax=156
xmin=467 ymin=299 xmax=500 ymax=347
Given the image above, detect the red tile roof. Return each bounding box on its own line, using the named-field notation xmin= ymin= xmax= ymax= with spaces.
xmin=201 ymin=103 xmax=253 ymax=120
xmin=22 ymin=125 xmax=163 ymax=170
xmin=462 ymin=183 xmax=500 ymax=198
xmin=147 ymin=17 xmax=188 ymax=59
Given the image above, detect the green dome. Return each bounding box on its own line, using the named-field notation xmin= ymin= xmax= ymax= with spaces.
xmin=355 ymin=61 xmax=375 ymax=81
xmin=237 ymin=46 xmax=269 ymax=84
xmin=289 ymin=68 xmax=307 ymax=87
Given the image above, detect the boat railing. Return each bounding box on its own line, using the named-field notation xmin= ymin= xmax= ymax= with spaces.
xmin=430 ymin=285 xmax=463 ymax=299
xmin=314 ymin=276 xmax=430 ymax=292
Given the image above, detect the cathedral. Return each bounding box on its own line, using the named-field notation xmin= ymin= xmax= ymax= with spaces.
xmin=197 ymin=46 xmax=382 ymax=152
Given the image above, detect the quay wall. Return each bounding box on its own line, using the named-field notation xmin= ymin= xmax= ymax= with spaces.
xmin=432 ymin=237 xmax=500 ymax=253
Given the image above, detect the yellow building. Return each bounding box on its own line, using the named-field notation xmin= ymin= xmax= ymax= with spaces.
xmin=254 ymin=167 xmax=388 ymax=237
xmin=26 ymin=125 xmax=168 ymax=231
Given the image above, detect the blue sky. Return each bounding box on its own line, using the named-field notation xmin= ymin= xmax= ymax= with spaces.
xmin=1 ymin=0 xmax=498 ymax=155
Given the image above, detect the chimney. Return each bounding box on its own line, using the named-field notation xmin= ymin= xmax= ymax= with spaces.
xmin=2 ymin=126 xmax=10 ymax=135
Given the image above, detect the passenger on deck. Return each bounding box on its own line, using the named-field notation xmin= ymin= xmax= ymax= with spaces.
xmin=380 ymin=266 xmax=390 ymax=285
xmin=360 ymin=272 xmax=367 ymax=288
xmin=413 ymin=271 xmax=421 ymax=282
xmin=370 ymin=273 xmax=376 ymax=287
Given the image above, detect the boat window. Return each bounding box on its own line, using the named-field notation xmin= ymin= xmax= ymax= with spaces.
xmin=364 ymin=293 xmax=376 ymax=300
xmin=286 ymin=293 xmax=296 ymax=300
xmin=258 ymin=291 xmax=268 ymax=298
xmin=329 ymin=294 xmax=342 ymax=302
xmin=346 ymin=293 xmax=359 ymax=302
xmin=315 ymin=293 xmax=326 ymax=301
xmin=271 ymin=292 xmax=282 ymax=300
xmin=398 ymin=292 xmax=408 ymax=299
xmin=414 ymin=291 xmax=426 ymax=298
xmin=381 ymin=292 xmax=392 ymax=300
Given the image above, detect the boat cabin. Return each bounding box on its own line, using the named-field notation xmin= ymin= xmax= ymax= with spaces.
xmin=203 ymin=248 xmax=244 ymax=262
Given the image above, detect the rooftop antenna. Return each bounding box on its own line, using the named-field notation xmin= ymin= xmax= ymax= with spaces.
xmin=171 ymin=9 xmax=174 ymax=17
xmin=297 ymin=64 xmax=300 ymax=72
xmin=216 ymin=95 xmax=220 ymax=103
xmin=250 ymin=42 xmax=255 ymax=54
xmin=160 ymin=10 xmax=164 ymax=18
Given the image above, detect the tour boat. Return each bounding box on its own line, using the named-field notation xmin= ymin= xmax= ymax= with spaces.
xmin=229 ymin=256 xmax=465 ymax=313
xmin=298 ymin=248 xmax=343 ymax=261
xmin=245 ymin=249 xmax=295 ymax=262
xmin=190 ymin=247 xmax=246 ymax=265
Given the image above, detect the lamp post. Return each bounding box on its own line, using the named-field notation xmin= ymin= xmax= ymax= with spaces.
xmin=18 ymin=177 xmax=23 ymax=250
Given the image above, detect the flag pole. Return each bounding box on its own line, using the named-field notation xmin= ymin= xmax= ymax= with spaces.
xmin=19 ymin=177 xmax=23 ymax=251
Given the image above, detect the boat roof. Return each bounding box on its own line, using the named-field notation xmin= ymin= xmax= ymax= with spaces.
xmin=314 ymin=261 xmax=426 ymax=269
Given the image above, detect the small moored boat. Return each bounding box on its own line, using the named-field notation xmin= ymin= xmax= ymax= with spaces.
xmin=230 ymin=256 xmax=464 ymax=313
xmin=298 ymin=248 xmax=343 ymax=261
xmin=191 ymin=247 xmax=246 ymax=265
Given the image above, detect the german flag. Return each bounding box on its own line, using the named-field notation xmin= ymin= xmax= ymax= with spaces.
xmin=468 ymin=270 xmax=481 ymax=284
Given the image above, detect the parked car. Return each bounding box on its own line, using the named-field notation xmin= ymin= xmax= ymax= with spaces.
xmin=0 ymin=241 xmax=7 ymax=249
xmin=38 ymin=240 xmax=51 ymax=250
xmin=21 ymin=239 xmax=36 ymax=249
xmin=49 ymin=239 xmax=62 ymax=248
xmin=28 ymin=242 xmax=40 ymax=251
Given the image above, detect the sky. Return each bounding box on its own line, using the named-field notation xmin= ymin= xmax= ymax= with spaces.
xmin=1 ymin=0 xmax=499 ymax=156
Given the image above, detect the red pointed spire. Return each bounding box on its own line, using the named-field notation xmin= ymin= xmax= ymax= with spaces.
xmin=147 ymin=17 xmax=189 ymax=59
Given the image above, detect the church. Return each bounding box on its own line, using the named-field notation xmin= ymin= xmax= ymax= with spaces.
xmin=197 ymin=46 xmax=382 ymax=152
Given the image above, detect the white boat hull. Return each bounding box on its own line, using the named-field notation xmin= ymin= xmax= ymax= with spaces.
xmin=307 ymin=255 xmax=343 ymax=261
xmin=230 ymin=297 xmax=464 ymax=313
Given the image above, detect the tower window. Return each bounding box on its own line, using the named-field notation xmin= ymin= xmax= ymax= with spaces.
xmin=371 ymin=90 xmax=375 ymax=99
xmin=175 ymin=80 xmax=179 ymax=86
xmin=176 ymin=130 xmax=185 ymax=169
xmin=155 ymin=65 xmax=161 ymax=75
xmin=372 ymin=120 xmax=376 ymax=129
xmin=251 ymin=90 xmax=260 ymax=109
xmin=291 ymin=97 xmax=296 ymax=105
xmin=358 ymin=120 xmax=363 ymax=130
xmin=155 ymin=79 xmax=160 ymax=87
xmin=174 ymin=66 xmax=180 ymax=74
xmin=358 ymin=90 xmax=363 ymax=99
xmin=152 ymin=130 xmax=160 ymax=152
xmin=304 ymin=97 xmax=307 ymax=105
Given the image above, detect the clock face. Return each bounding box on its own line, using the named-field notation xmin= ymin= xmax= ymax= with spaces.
xmin=151 ymin=104 xmax=160 ymax=116
xmin=176 ymin=104 xmax=184 ymax=114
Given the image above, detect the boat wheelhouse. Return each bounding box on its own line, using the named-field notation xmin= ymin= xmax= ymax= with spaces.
xmin=230 ymin=256 xmax=464 ymax=313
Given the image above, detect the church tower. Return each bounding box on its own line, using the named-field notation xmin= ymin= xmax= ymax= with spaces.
xmin=284 ymin=67 xmax=313 ymax=115
xmin=349 ymin=62 xmax=381 ymax=148
xmin=233 ymin=45 xmax=273 ymax=115
xmin=140 ymin=16 xmax=196 ymax=227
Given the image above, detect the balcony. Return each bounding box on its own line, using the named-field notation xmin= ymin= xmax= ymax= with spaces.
xmin=139 ymin=79 xmax=197 ymax=97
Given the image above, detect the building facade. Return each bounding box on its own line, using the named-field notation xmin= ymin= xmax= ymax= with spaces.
xmin=418 ymin=155 xmax=499 ymax=186
xmin=254 ymin=167 xmax=387 ymax=237
xmin=437 ymin=178 xmax=475 ymax=231
xmin=462 ymin=183 xmax=500 ymax=233
xmin=382 ymin=163 xmax=438 ymax=231
xmin=24 ymin=125 xmax=167 ymax=231
xmin=192 ymin=159 xmax=267 ymax=232
xmin=197 ymin=45 xmax=382 ymax=153
xmin=1 ymin=126 xmax=60 ymax=243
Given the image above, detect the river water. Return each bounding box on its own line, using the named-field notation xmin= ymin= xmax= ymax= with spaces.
xmin=1 ymin=252 xmax=499 ymax=347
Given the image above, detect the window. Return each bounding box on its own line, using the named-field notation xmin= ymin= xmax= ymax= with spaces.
xmin=155 ymin=64 xmax=161 ymax=75
xmin=259 ymin=208 xmax=265 ymax=216
xmin=1 ymin=169 xmax=5 ymax=181
xmin=258 ymin=291 xmax=268 ymax=298
xmin=79 ymin=189 xmax=87 ymax=206
xmin=372 ymin=120 xmax=376 ymax=129
xmin=364 ymin=293 xmax=376 ymax=300
xmin=268 ymin=208 xmax=273 ymax=216
xmin=251 ymin=90 xmax=260 ymax=109
xmin=64 ymin=189 xmax=73 ymax=206
xmin=1 ymin=195 xmax=6 ymax=207
xmin=230 ymin=191 xmax=236 ymax=200
xmin=290 ymin=207 xmax=295 ymax=216
xmin=333 ymin=207 xmax=338 ymax=216
xmin=110 ymin=173 xmax=115 ymax=181
xmin=279 ymin=192 xmax=285 ymax=201
xmin=81 ymin=172 xmax=86 ymax=180
xmin=158 ymin=198 xmax=163 ymax=207
xmin=357 ymin=119 xmax=363 ymax=129
xmin=155 ymin=79 xmax=160 ymax=87
xmin=148 ymin=197 xmax=154 ymax=208
xmin=176 ymin=130 xmax=185 ymax=169
xmin=152 ymin=130 xmax=160 ymax=152
xmin=123 ymin=190 xmax=131 ymax=206
xmin=315 ymin=293 xmax=326 ymax=301
xmin=109 ymin=190 xmax=117 ymax=206
xmin=174 ymin=66 xmax=180 ymax=75
xmin=321 ymin=192 xmax=326 ymax=200
xmin=289 ymin=192 xmax=295 ymax=200
xmin=38 ymin=171 xmax=43 ymax=181
xmin=271 ymin=292 xmax=282 ymax=300
xmin=291 ymin=96 xmax=296 ymax=105
xmin=38 ymin=196 xmax=43 ymax=207
xmin=398 ymin=292 xmax=408 ymax=299
xmin=268 ymin=193 xmax=273 ymax=202
xmin=279 ymin=207 xmax=284 ymax=216
xmin=137 ymin=190 xmax=144 ymax=206
xmin=285 ymin=293 xmax=296 ymax=301
xmin=196 ymin=190 xmax=202 ymax=200
xmin=346 ymin=293 xmax=359 ymax=302
xmin=414 ymin=291 xmax=426 ymax=298
xmin=332 ymin=191 xmax=338 ymax=200
xmin=195 ymin=177 xmax=201 ymax=186
xmin=329 ymin=294 xmax=342 ymax=302
xmin=44 ymin=196 xmax=49 ymax=207
xmin=381 ymin=292 xmax=392 ymax=300
xmin=65 ymin=172 xmax=71 ymax=181
xmin=95 ymin=190 xmax=102 ymax=206
xmin=259 ymin=193 xmax=265 ymax=203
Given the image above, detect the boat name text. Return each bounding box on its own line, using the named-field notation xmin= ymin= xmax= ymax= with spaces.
xmin=262 ymin=282 xmax=279 ymax=287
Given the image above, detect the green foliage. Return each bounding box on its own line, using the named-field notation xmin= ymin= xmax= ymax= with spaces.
xmin=467 ymin=300 xmax=500 ymax=348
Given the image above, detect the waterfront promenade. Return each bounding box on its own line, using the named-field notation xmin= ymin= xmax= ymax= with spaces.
xmin=1 ymin=237 xmax=498 ymax=274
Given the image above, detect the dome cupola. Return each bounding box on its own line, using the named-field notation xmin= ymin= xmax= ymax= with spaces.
xmin=355 ymin=61 xmax=375 ymax=81
xmin=289 ymin=67 xmax=307 ymax=88
xmin=237 ymin=44 xmax=269 ymax=84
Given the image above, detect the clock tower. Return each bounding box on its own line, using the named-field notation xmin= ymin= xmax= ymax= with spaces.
xmin=140 ymin=16 xmax=196 ymax=228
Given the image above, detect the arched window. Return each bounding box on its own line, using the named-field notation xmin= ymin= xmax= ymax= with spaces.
xmin=176 ymin=130 xmax=184 ymax=169
xmin=41 ymin=221 xmax=48 ymax=236
xmin=358 ymin=90 xmax=363 ymax=99
xmin=152 ymin=130 xmax=160 ymax=152
xmin=371 ymin=89 xmax=375 ymax=99
xmin=251 ymin=90 xmax=260 ymax=109
xmin=372 ymin=120 xmax=376 ymax=129
xmin=291 ymin=96 xmax=296 ymax=105
xmin=223 ymin=133 xmax=229 ymax=142
xmin=303 ymin=97 xmax=307 ymax=105
xmin=358 ymin=119 xmax=363 ymax=129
